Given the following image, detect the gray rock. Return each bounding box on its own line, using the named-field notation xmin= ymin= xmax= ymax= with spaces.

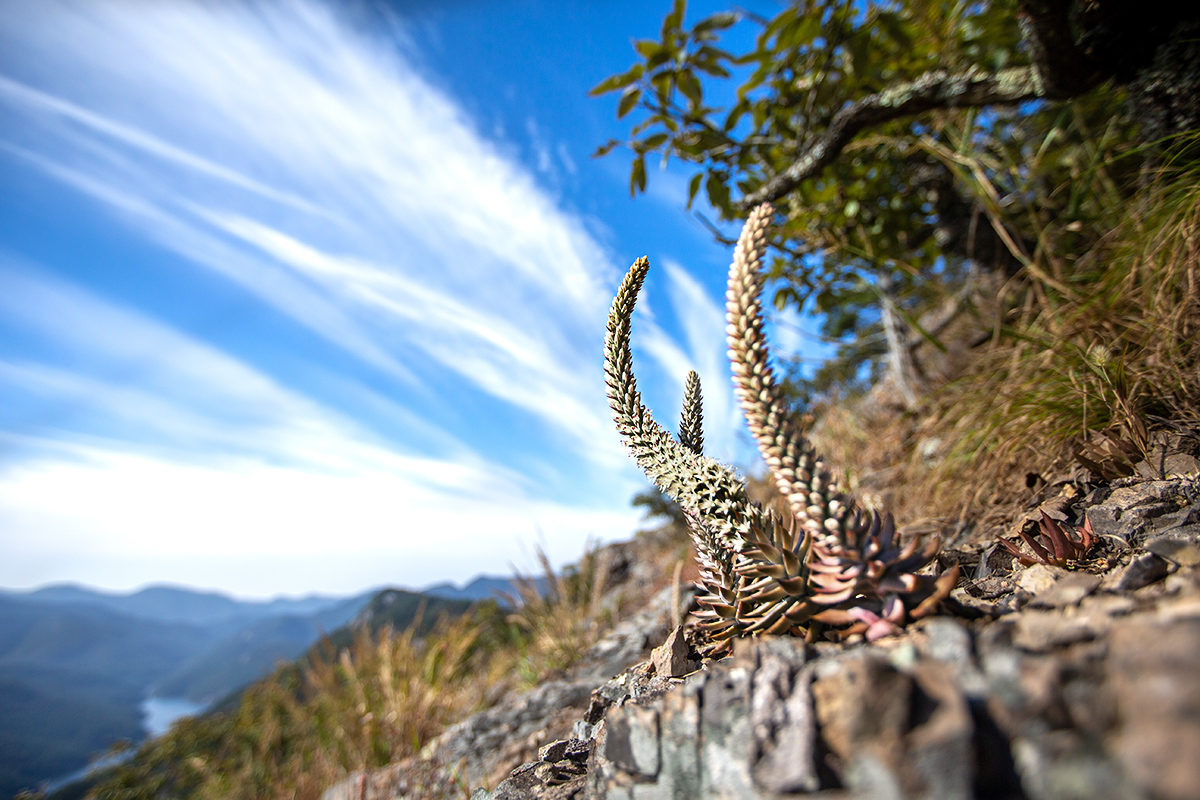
xmin=748 ymin=646 xmax=817 ymax=793
xmin=324 ymin=475 xmax=1200 ymax=800
xmin=1115 ymin=551 xmax=1174 ymax=590
xmin=1011 ymin=609 xmax=1102 ymax=651
xmin=813 ymin=653 xmax=976 ymax=800
xmin=910 ymin=617 xmax=987 ymax=695
xmin=1106 ymin=618 xmax=1200 ymax=800
xmin=492 ymin=739 xmax=593 ymax=800
xmin=1144 ymin=532 xmax=1200 ymax=566
xmin=585 ymin=638 xmax=818 ymax=799
xmin=1018 ymin=564 xmax=1068 ymax=597
xmin=1028 ymin=572 xmax=1101 ymax=608
xmin=428 ymin=679 xmax=597 ymax=788
xmin=1136 ymin=450 xmax=1200 ymax=480
xmin=1085 ymin=475 xmax=1200 ymax=547
xmin=1085 ymin=503 xmax=1130 ymax=544
xmin=649 ymin=626 xmax=694 ymax=678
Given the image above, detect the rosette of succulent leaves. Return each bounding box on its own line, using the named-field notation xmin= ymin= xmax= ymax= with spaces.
xmin=604 ymin=203 xmax=959 ymax=655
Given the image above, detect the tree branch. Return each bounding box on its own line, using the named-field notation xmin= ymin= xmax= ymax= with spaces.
xmin=739 ymin=66 xmax=1041 ymax=209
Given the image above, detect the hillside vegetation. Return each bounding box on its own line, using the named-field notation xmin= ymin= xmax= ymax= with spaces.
xmin=39 ymin=163 xmax=1200 ymax=797
xmin=66 ymin=549 xmax=627 ymax=800
xmin=56 ymin=144 xmax=1200 ymax=792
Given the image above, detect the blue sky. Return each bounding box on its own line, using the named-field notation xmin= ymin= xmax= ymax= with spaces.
xmin=0 ymin=0 xmax=816 ymax=599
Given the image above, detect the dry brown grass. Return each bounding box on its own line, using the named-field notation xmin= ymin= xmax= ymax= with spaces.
xmin=807 ymin=168 xmax=1200 ymax=549
xmin=504 ymin=544 xmax=617 ymax=682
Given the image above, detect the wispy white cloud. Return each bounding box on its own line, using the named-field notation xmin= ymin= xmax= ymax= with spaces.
xmin=198 ymin=211 xmax=619 ymax=454
xmin=0 ymin=0 xmax=719 ymax=595
xmin=0 ymin=76 xmax=323 ymax=216
xmin=0 ymin=438 xmax=642 ymax=597
xmin=0 ymin=143 xmax=422 ymax=388
xmin=0 ymin=0 xmax=627 ymax=461
xmin=0 ymin=261 xmax=469 ymax=475
xmin=556 ymin=142 xmax=578 ymax=177
xmin=0 ymin=264 xmax=644 ymax=596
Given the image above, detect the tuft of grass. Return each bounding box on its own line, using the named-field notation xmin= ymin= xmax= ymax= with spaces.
xmin=504 ymin=545 xmax=615 ymax=682
xmin=915 ymin=162 xmax=1200 ymax=541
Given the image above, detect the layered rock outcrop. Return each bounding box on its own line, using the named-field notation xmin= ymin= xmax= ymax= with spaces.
xmin=326 ymin=472 xmax=1200 ymax=800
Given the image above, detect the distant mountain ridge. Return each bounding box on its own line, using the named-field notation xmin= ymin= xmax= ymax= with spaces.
xmin=7 ymin=573 xmax=538 ymax=615
xmin=420 ymin=574 xmax=535 ymax=603
xmin=0 ymin=592 xmax=224 ymax=799
xmin=151 ymin=592 xmax=376 ymax=704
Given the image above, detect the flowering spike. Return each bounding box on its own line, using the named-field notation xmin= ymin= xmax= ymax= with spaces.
xmin=679 ymin=370 xmax=704 ymax=456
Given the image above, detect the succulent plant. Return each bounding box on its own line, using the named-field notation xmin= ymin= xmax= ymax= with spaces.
xmin=604 ymin=204 xmax=958 ymax=651
xmin=605 ymin=256 xmax=817 ymax=652
xmin=998 ymin=512 xmax=1095 ymax=567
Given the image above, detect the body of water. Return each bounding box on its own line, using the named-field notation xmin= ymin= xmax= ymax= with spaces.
xmin=42 ymin=696 xmax=209 ymax=793
xmin=141 ymin=696 xmax=207 ymax=737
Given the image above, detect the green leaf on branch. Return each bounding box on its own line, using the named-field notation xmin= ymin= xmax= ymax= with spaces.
xmin=687 ymin=172 xmax=703 ymax=209
xmin=694 ymin=11 xmax=739 ymax=34
xmin=678 ymin=71 xmax=703 ymax=108
xmin=630 ymin=154 xmax=647 ymax=196
xmin=642 ymin=132 xmax=670 ymax=150
xmin=589 ymin=65 xmax=643 ymax=96
xmin=651 ymin=71 xmax=675 ymax=101
xmin=592 ymin=139 xmax=619 ymax=158
xmin=635 ymin=39 xmax=665 ymax=59
xmin=617 ymin=87 xmax=641 ymax=119
xmin=662 ymin=0 xmax=686 ymax=37
xmin=705 ymin=172 xmax=731 ymax=215
xmin=590 ymin=0 xmax=1144 ymax=397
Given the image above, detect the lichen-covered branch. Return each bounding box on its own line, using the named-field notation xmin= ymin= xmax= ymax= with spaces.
xmin=738 ymin=0 xmax=1166 ymax=209
xmin=740 ymin=66 xmax=1041 ymax=208
xmin=1017 ymin=0 xmax=1104 ymax=99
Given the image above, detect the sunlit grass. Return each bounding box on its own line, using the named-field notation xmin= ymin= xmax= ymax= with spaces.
xmin=503 ymin=545 xmax=615 ymax=683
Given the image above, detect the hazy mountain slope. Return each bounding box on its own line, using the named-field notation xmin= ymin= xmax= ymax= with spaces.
xmin=334 ymin=589 xmax=474 ymax=643
xmin=309 ymin=590 xmax=378 ymax=631
xmin=150 ymin=590 xmax=375 ymax=703
xmin=153 ymin=615 xmax=338 ymax=704
xmin=0 ymin=595 xmax=218 ymax=685
xmin=0 ymin=596 xmax=219 ymax=798
xmin=0 ymin=583 xmax=474 ymax=796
